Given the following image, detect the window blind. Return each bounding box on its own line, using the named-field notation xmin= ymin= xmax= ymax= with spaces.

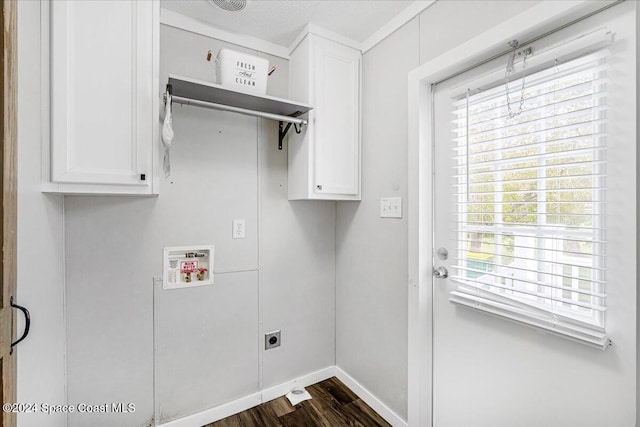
xmin=448 ymin=46 xmax=610 ymax=349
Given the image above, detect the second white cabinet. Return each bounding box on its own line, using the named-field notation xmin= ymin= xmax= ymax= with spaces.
xmin=288 ymin=33 xmax=361 ymax=201
xmin=45 ymin=0 xmax=159 ymax=195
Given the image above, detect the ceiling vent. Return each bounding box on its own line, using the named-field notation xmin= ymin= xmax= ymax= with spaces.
xmin=208 ymin=0 xmax=247 ymax=12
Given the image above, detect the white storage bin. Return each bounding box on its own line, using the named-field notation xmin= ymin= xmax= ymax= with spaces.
xmin=216 ymin=48 xmax=269 ymax=94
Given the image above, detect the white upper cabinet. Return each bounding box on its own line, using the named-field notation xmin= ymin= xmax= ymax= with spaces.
xmin=288 ymin=33 xmax=361 ymax=200
xmin=45 ymin=0 xmax=159 ymax=195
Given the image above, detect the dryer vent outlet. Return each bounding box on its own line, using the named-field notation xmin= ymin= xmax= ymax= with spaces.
xmin=265 ymin=331 xmax=281 ymax=350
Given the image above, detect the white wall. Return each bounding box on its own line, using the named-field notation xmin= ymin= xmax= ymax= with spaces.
xmin=258 ymin=116 xmax=336 ymax=391
xmin=62 ymin=24 xmax=336 ymax=426
xmin=16 ymin=1 xmax=67 ymax=426
xmin=417 ymin=0 xmax=543 ymax=64
xmin=336 ymin=18 xmax=418 ymax=421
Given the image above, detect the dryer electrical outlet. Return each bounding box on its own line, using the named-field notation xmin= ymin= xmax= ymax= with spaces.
xmin=265 ymin=330 xmax=281 ymax=350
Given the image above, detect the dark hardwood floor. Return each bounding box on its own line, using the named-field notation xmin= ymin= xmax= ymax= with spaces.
xmin=205 ymin=377 xmax=391 ymax=427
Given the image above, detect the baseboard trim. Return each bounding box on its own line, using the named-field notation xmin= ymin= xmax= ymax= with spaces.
xmin=335 ymin=366 xmax=408 ymax=427
xmin=158 ymin=392 xmax=262 ymax=427
xmin=157 ymin=367 xmax=335 ymax=426
xmin=261 ymin=366 xmax=336 ymax=403
xmin=158 ymin=365 xmax=405 ymax=427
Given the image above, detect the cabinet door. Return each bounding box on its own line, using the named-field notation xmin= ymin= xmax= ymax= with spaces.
xmin=50 ymin=0 xmax=153 ymax=188
xmin=312 ymin=38 xmax=360 ymax=198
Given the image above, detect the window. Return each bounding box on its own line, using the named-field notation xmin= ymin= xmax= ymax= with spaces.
xmin=448 ymin=38 xmax=610 ymax=348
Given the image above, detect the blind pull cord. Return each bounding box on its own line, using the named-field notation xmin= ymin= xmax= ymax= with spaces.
xmin=465 ymin=89 xmax=470 ymax=201
xmin=505 ymin=40 xmax=532 ymax=119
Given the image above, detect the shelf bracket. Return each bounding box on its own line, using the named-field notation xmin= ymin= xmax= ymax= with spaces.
xmin=278 ymin=111 xmax=305 ymax=150
xmin=164 ymin=84 xmax=173 ymax=109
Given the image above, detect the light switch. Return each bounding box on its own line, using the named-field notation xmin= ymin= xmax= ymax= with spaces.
xmin=380 ymin=197 xmax=402 ymax=218
xmin=233 ymin=219 xmax=245 ymax=239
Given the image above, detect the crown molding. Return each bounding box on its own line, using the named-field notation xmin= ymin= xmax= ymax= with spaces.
xmin=362 ymin=0 xmax=436 ymax=53
xmin=289 ymin=23 xmax=363 ymax=54
xmin=160 ymin=8 xmax=290 ymax=59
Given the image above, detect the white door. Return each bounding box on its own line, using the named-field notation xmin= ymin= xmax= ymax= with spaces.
xmin=430 ymin=4 xmax=636 ymax=427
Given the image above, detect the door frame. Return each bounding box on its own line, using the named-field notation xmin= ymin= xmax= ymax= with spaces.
xmin=1 ymin=0 xmax=18 ymax=426
xmin=405 ymin=1 xmax=614 ymax=425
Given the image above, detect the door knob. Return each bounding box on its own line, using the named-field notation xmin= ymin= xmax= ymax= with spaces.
xmin=433 ymin=266 xmax=449 ymax=279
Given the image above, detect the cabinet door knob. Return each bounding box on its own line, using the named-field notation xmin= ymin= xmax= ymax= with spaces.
xmin=316 ymin=185 xmax=322 ymax=191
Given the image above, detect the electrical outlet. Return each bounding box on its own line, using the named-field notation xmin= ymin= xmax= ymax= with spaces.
xmin=265 ymin=330 xmax=281 ymax=350
xmin=232 ymin=219 xmax=245 ymax=239
xmin=380 ymin=197 xmax=402 ymax=218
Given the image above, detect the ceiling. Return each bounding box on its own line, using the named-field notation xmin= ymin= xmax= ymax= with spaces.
xmin=161 ymin=0 xmax=416 ymax=48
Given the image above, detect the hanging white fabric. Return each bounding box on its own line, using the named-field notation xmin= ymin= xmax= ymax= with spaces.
xmin=162 ymin=94 xmax=174 ymax=178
